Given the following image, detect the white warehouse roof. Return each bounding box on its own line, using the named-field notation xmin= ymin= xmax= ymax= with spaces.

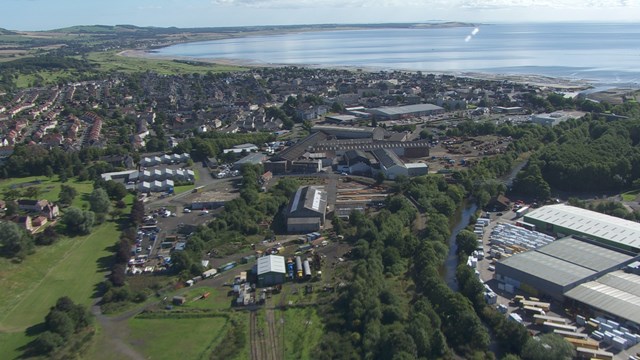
xmin=525 ymin=204 xmax=640 ymax=251
xmin=257 ymin=255 xmax=286 ymax=275
xmin=564 ymin=271 xmax=640 ymax=325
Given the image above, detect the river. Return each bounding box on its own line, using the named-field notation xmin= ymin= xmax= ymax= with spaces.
xmin=442 ymin=202 xmax=478 ymax=291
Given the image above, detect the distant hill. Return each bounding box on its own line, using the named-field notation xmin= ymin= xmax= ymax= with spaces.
xmin=51 ymin=25 xmax=142 ymax=33
xmin=0 ymin=27 xmax=18 ymax=35
xmin=47 ymin=22 xmax=478 ymax=35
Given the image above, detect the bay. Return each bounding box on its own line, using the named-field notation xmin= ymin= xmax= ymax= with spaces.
xmin=152 ymin=23 xmax=640 ymax=87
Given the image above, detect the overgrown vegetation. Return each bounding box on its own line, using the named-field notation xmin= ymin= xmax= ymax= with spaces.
xmin=25 ymin=297 xmax=93 ymax=358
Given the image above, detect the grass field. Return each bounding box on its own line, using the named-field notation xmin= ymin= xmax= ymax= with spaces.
xmin=127 ymin=316 xmax=229 ymax=360
xmin=0 ymin=222 xmax=119 ymax=331
xmin=86 ymin=51 xmax=246 ymax=75
xmin=178 ymin=287 xmax=232 ymax=311
xmin=0 ymin=176 xmax=94 ymax=209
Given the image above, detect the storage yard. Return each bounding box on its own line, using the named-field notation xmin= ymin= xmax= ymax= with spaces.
xmin=466 ymin=203 xmax=640 ymax=359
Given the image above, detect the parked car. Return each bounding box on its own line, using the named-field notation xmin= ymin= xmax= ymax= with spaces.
xmin=183 ymin=208 xmax=191 ymax=213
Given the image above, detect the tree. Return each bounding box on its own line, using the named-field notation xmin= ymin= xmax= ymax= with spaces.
xmin=61 ymin=207 xmax=95 ymax=235
xmin=109 ymin=208 xmax=123 ymax=221
xmin=0 ymin=220 xmax=33 ymax=257
xmin=89 ymin=188 xmax=110 ymax=214
xmin=521 ymin=334 xmax=574 ymax=360
xmin=23 ymin=186 xmax=40 ymax=199
xmin=103 ymin=180 xmax=127 ymax=201
xmin=2 ymin=188 xmax=21 ymax=201
xmin=32 ymin=331 xmax=64 ymax=355
xmin=45 ymin=310 xmax=75 ymax=339
xmin=456 ymin=230 xmax=478 ymax=256
xmin=35 ymin=226 xmax=59 ymax=245
xmin=4 ymin=200 xmax=18 ymax=216
xmin=58 ymin=184 xmax=77 ymax=206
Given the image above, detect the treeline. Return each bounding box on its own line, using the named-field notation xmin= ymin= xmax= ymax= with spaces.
xmin=172 ymin=132 xmax=275 ymax=161
xmin=568 ymin=198 xmax=640 ymax=220
xmin=315 ymin=176 xmax=492 ymax=359
xmin=25 ymin=297 xmax=93 ymax=358
xmin=0 ymin=144 xmax=125 ymax=180
xmin=533 ymin=117 xmax=640 ymax=192
xmin=0 ymin=55 xmax=95 ymax=73
xmin=100 ymin=199 xmax=149 ymax=312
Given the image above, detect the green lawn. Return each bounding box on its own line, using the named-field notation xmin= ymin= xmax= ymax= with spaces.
xmin=0 ymin=331 xmax=32 ymax=360
xmin=127 ymin=316 xmax=229 ymax=360
xmin=86 ymin=51 xmax=246 ymax=75
xmin=0 ymin=222 xmax=119 ymax=331
xmin=0 ymin=176 xmax=94 ymax=209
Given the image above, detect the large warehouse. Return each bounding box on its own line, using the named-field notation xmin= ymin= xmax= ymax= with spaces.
xmin=286 ymin=186 xmax=328 ymax=233
xmin=495 ymin=236 xmax=636 ymax=300
xmin=367 ymin=103 xmax=445 ymax=120
xmin=256 ymin=255 xmax=286 ymax=287
xmin=524 ymin=204 xmax=640 ymax=253
xmin=564 ymin=270 xmax=640 ymax=328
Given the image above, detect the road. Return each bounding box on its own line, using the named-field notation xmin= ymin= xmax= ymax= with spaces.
xmin=92 ymin=263 xmax=252 ymax=360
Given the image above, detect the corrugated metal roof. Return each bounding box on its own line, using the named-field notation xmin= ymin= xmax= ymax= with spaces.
xmin=372 ymin=148 xmax=404 ymax=169
xmin=500 ymin=250 xmax=596 ymax=287
xmin=257 ymin=255 xmax=286 ymax=275
xmin=535 ymin=237 xmax=633 ymax=272
xmin=368 ymin=103 xmax=444 ymax=116
xmin=498 ymin=237 xmax=633 ymax=288
xmin=564 ymin=271 xmax=640 ymax=325
xmin=525 ymin=204 xmax=640 ymax=251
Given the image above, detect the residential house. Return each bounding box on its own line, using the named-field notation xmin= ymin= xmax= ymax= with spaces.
xmin=18 ymin=199 xmax=50 ymax=212
xmin=32 ymin=216 xmax=48 ymax=227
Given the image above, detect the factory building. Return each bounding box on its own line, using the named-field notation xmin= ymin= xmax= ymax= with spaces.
xmin=310 ymin=125 xmax=385 ymax=140
xmin=524 ymin=204 xmax=640 ymax=253
xmin=565 ymin=270 xmax=640 ymax=328
xmin=232 ymin=152 xmax=266 ymax=171
xmin=286 ymin=186 xmax=327 ymax=233
xmin=495 ymin=236 xmax=636 ymax=301
xmin=366 ymin=103 xmax=445 ymax=120
xmin=256 ymin=255 xmax=286 ymax=287
xmin=372 ymin=148 xmax=407 ymax=180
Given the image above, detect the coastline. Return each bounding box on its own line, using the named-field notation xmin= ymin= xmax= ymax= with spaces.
xmin=119 ymin=49 xmax=594 ymax=91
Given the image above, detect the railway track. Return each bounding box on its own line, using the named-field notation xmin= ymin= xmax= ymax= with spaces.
xmin=249 ymin=311 xmax=264 ymax=360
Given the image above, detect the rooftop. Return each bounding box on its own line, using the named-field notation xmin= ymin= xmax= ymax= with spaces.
xmin=289 ymin=186 xmax=327 ymax=215
xmin=525 ymin=204 xmax=640 ymax=252
xmin=368 ymin=103 xmax=444 ymax=116
xmin=257 ymin=255 xmax=286 ymax=275
xmin=372 ymin=148 xmax=404 ymax=169
xmin=498 ymin=236 xmax=634 ymax=288
xmin=564 ymin=271 xmax=640 ymax=325
xmin=191 ymin=191 xmax=239 ymax=203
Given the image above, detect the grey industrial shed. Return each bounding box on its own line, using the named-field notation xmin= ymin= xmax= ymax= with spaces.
xmin=564 ymin=271 xmax=640 ymax=327
xmin=495 ymin=236 xmax=635 ymax=300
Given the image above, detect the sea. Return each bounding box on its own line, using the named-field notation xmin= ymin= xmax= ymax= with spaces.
xmin=151 ymin=23 xmax=640 ymax=88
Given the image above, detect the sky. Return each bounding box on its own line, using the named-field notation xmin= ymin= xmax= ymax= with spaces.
xmin=3 ymin=0 xmax=640 ymax=31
